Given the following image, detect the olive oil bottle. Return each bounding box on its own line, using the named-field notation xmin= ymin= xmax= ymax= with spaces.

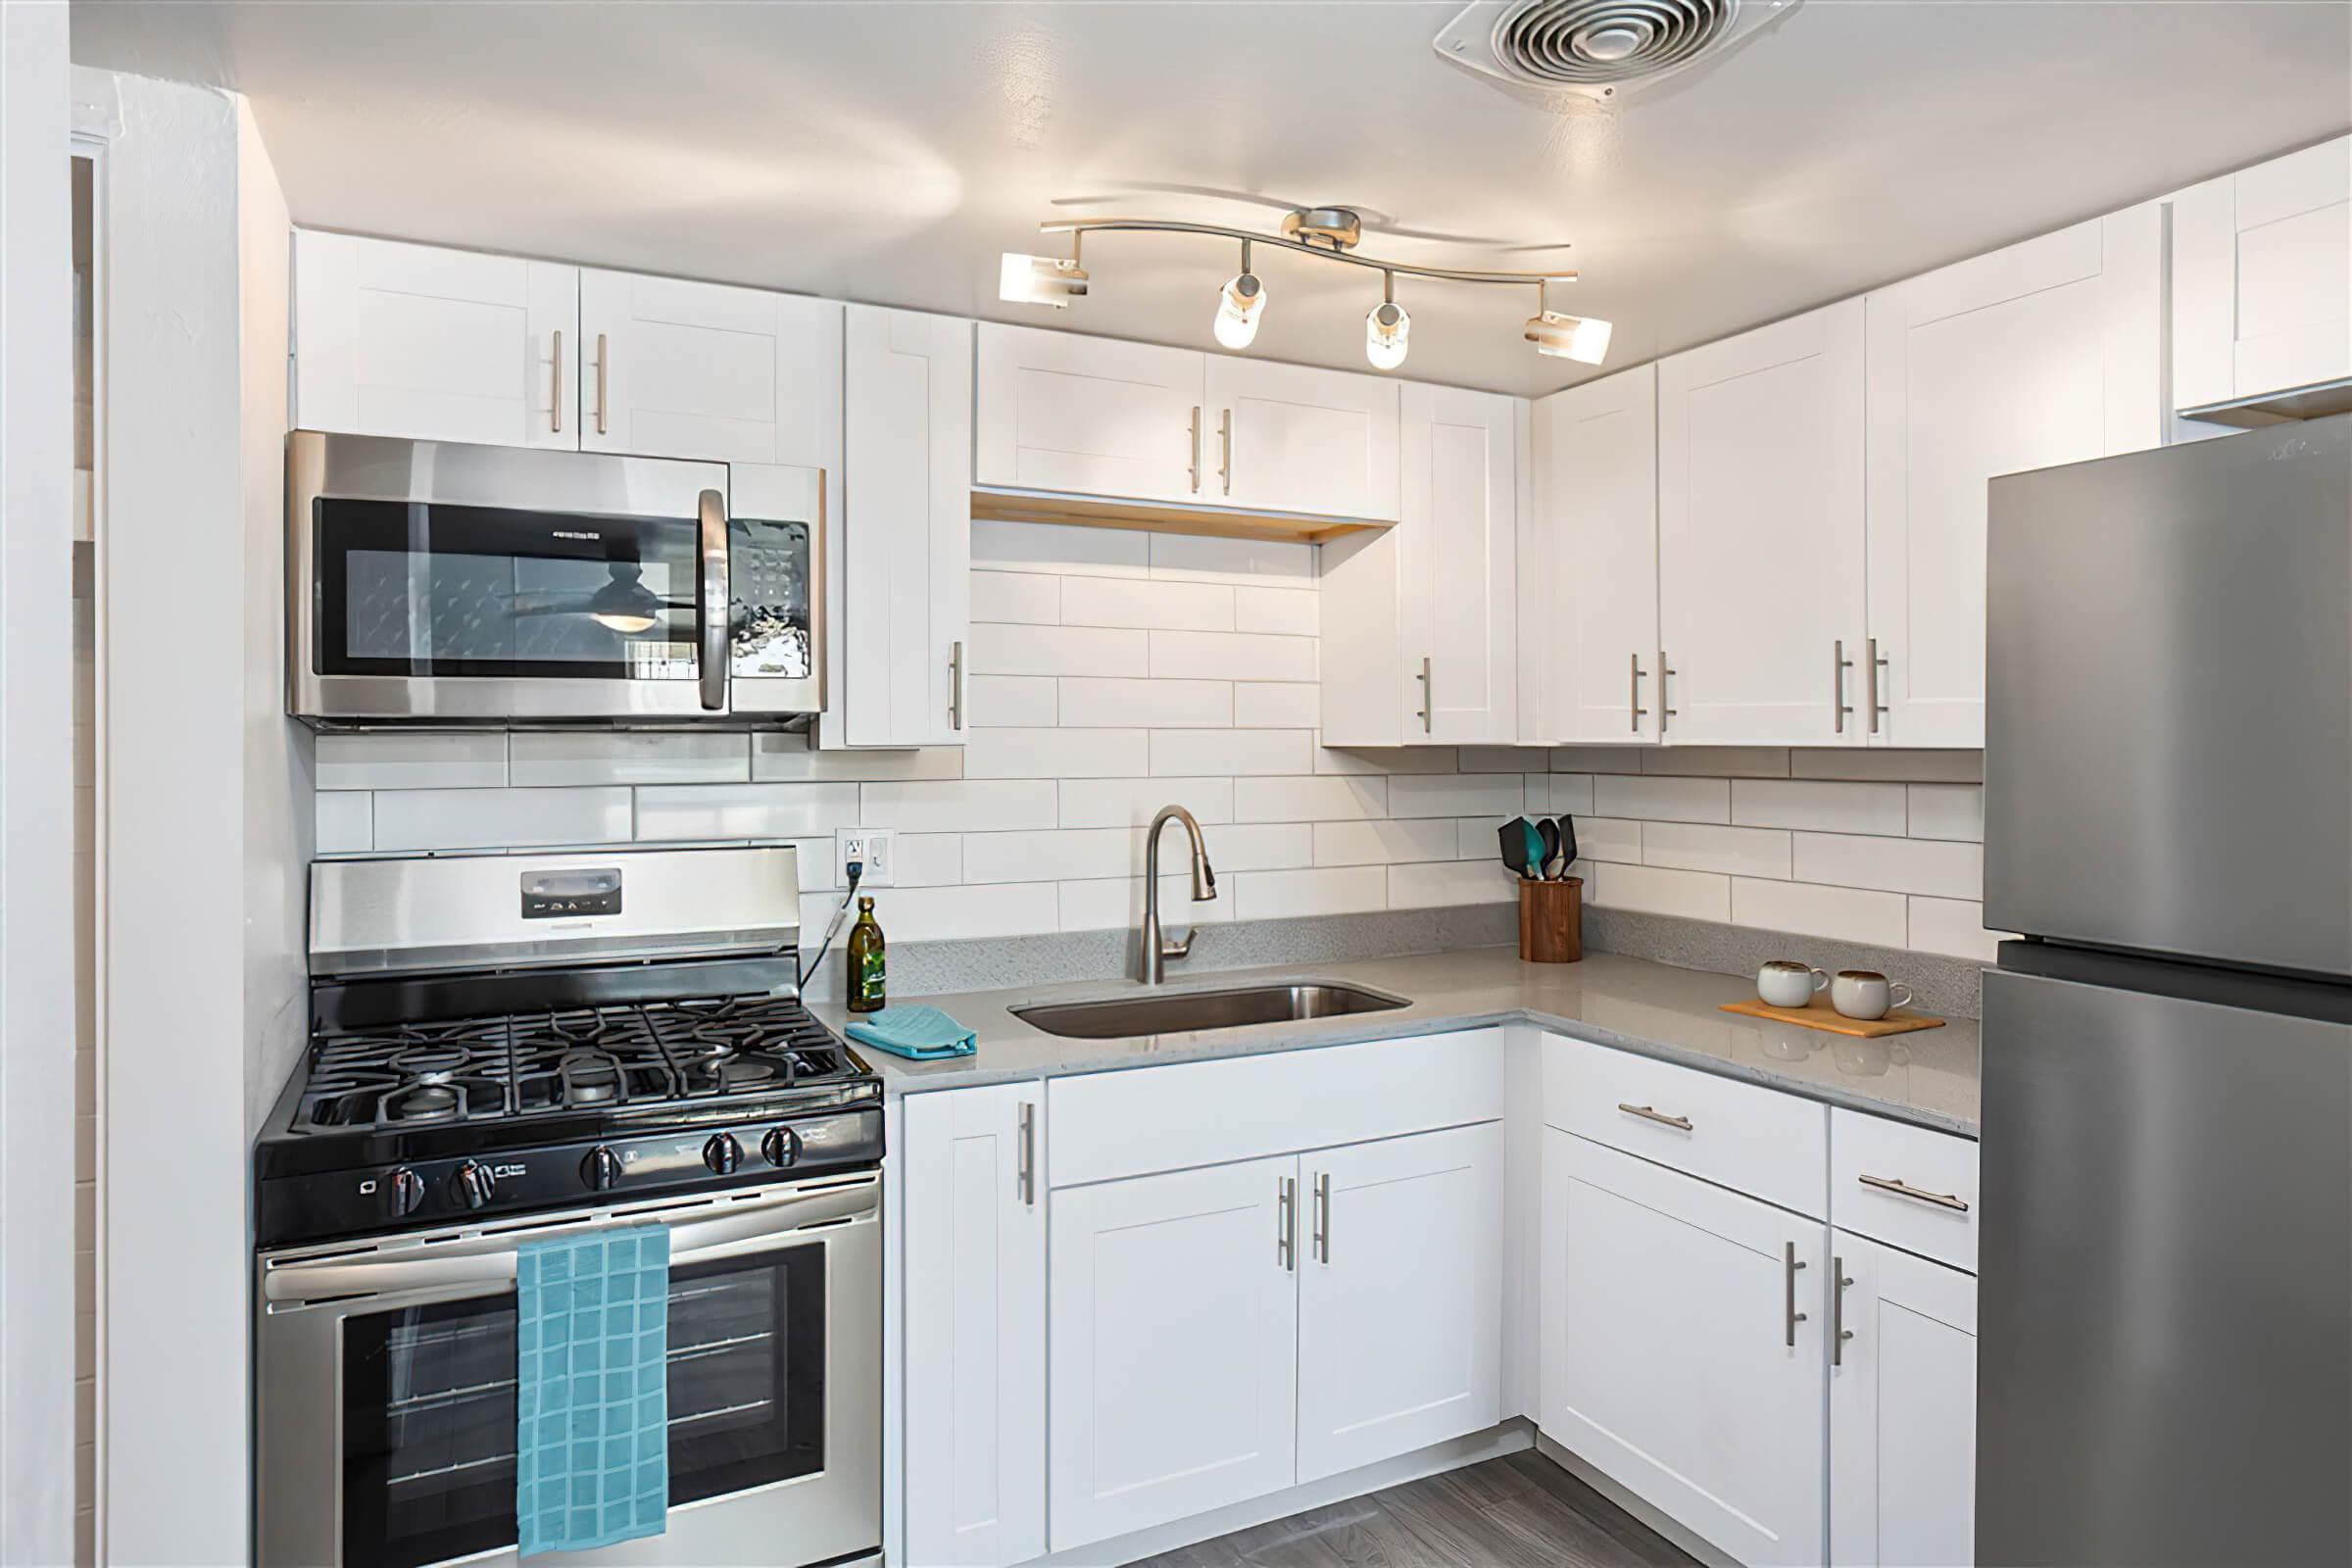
xmin=846 ymin=896 xmax=886 ymax=1014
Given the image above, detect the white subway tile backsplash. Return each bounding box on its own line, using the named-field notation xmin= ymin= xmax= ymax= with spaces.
xmin=510 ymin=732 xmax=749 ymax=787
xmin=1234 ymin=585 xmax=1318 ymax=636
xmin=1062 ymin=576 xmax=1234 ymax=631
xmin=1060 ymin=677 xmax=1231 ymax=729
xmin=893 ymin=833 xmax=966 ymax=888
xmin=1389 ymin=859 xmax=1517 ymax=909
xmin=1149 ymin=532 xmax=1316 ymax=586
xmin=1731 ymin=779 xmax=1907 ymax=836
xmin=316 ymin=791 xmax=373 ymax=854
xmin=1731 ymin=878 xmax=1909 ymax=948
xmin=1458 ymin=747 xmax=1551 ymax=773
xmin=1057 ymin=873 xmax=1235 ymax=935
xmin=788 ymin=837 xmax=843 ymax=893
xmin=1791 ymin=749 xmax=1984 ymax=783
xmin=1544 ymin=774 xmax=1597 ymax=815
xmin=1151 ymin=629 xmax=1315 ymax=682
xmin=861 ymin=779 xmax=1057 ymax=833
xmin=1313 ymin=817 xmax=1459 ymax=867
xmin=1641 ymin=747 xmax=1791 ymax=778
xmin=1549 ymin=746 xmax=1644 ymax=775
xmin=753 ymin=734 xmax=963 ymax=782
xmin=1199 ymin=822 xmax=1315 ymax=873
xmin=1231 ymin=865 xmax=1388 ymax=921
xmin=1387 ymin=772 xmax=1526 ymax=820
xmin=317 ymin=733 xmax=507 ymax=791
xmin=1058 ymin=775 xmax=1235 ymax=829
xmin=1234 ymin=774 xmax=1387 ymax=823
xmin=373 ymin=787 xmax=631 ymax=852
xmin=1233 ymin=682 xmax=1318 ymax=729
xmin=1907 ymin=896 xmax=2011 ymax=962
xmin=972 ymin=518 xmax=1150 ymax=578
xmin=1907 ymin=784 xmax=1985 ymax=842
xmin=963 ymin=827 xmax=1141 ymax=884
xmin=1589 ymin=863 xmax=1732 ymax=921
xmin=636 ymin=782 xmax=859 ymax=842
xmin=1792 ymin=832 xmax=1983 ymax=899
xmin=970 ymin=621 xmax=1150 ymax=678
xmin=874 ymin=881 xmax=1060 ymax=941
xmin=1593 ymin=774 xmax=1730 ymax=824
xmin=1642 ymin=822 xmax=1792 ymax=880
xmin=1576 ymin=817 xmax=1643 ymax=864
xmin=969 ymin=570 xmax=1062 ymax=625
xmin=1150 ymin=728 xmax=1313 ymax=777
xmin=964 ymin=727 xmax=1149 ymax=780
xmin=962 ymin=676 xmax=1058 ymax=729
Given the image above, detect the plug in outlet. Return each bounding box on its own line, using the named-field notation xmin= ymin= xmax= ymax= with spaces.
xmin=836 ymin=828 xmax=896 ymax=888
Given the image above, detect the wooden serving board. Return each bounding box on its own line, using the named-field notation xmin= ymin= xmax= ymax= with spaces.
xmin=1719 ymin=998 xmax=1947 ymax=1038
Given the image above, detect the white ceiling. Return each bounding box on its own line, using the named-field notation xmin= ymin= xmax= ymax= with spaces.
xmin=71 ymin=0 xmax=2352 ymax=396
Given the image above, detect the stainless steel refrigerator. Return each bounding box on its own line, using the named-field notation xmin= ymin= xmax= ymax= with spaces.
xmin=1979 ymin=413 xmax=2351 ymax=1565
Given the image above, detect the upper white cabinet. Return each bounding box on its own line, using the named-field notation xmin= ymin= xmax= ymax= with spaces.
xmin=1864 ymin=207 xmax=2163 ymax=748
xmin=1658 ymin=299 xmax=1868 ymax=747
xmin=293 ymin=230 xmax=577 ymax=450
xmin=975 ymin=324 xmax=1203 ymax=503
xmin=840 ymin=306 xmax=971 ymax=749
xmin=1203 ymin=357 xmax=1400 ymax=519
xmin=2173 ymin=135 xmax=2352 ymax=416
xmin=579 ymin=269 xmax=841 ymax=466
xmin=1532 ymin=365 xmax=1659 ymax=744
xmin=901 ymin=1084 xmax=1046 ymax=1568
xmin=1828 ymin=1233 xmax=1978 ymax=1568
xmin=1398 ymin=384 xmax=1521 ymax=744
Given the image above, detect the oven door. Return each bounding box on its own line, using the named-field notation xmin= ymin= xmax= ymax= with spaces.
xmin=256 ymin=1173 xmax=879 ymax=1568
xmin=289 ymin=430 xmax=735 ymax=723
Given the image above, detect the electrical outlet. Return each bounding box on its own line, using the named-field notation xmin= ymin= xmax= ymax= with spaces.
xmin=836 ymin=828 xmax=895 ymax=888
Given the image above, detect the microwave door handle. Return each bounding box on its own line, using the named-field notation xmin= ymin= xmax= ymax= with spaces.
xmin=261 ymin=1179 xmax=877 ymax=1305
xmin=698 ymin=487 xmax=730 ymax=711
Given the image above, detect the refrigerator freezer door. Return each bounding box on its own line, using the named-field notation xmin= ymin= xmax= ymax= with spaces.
xmin=1984 ymin=414 xmax=2351 ymax=977
xmin=1977 ymin=967 xmax=2351 ymax=1566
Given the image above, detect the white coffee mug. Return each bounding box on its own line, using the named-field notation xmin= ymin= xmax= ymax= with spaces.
xmin=1758 ymin=960 xmax=1830 ymax=1008
xmin=1831 ymin=969 xmax=1912 ymax=1021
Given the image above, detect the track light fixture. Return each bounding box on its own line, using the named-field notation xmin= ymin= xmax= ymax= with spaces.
xmin=1003 ymin=206 xmax=1608 ymax=368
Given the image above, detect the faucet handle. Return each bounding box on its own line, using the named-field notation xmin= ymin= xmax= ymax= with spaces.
xmin=1162 ymin=927 xmax=1199 ymax=960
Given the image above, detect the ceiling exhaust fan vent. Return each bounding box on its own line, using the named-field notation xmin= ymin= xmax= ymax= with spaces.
xmin=1435 ymin=0 xmax=1798 ymax=102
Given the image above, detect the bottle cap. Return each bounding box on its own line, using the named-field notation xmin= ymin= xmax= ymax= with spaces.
xmin=858 ymin=896 xmax=875 ymax=911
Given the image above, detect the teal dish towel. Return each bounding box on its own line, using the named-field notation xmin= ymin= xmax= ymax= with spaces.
xmin=845 ymin=1004 xmax=979 ymax=1060
xmin=515 ymin=1225 xmax=669 ymax=1557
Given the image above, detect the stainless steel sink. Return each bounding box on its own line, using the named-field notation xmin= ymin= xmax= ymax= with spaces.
xmin=1011 ymin=982 xmax=1410 ymax=1040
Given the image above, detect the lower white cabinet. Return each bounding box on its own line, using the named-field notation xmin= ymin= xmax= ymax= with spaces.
xmin=1829 ymin=1233 xmax=1978 ymax=1568
xmin=1541 ymin=1128 xmax=1828 ymax=1566
xmin=1297 ymin=1123 xmax=1504 ymax=1483
xmin=1049 ymin=1154 xmax=1300 ymax=1552
xmin=901 ymin=1085 xmax=1046 ymax=1568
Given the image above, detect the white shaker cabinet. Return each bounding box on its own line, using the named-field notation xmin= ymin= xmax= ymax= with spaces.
xmin=901 ymin=1085 xmax=1046 ymax=1568
xmin=1297 ymin=1122 xmax=1504 ymax=1483
xmin=292 ymin=229 xmax=578 ymax=450
xmin=579 ymin=269 xmax=841 ymax=466
xmin=974 ymin=324 xmax=1205 ymax=504
xmin=1398 ymin=383 xmax=1522 ymax=744
xmin=1864 ymin=207 xmax=2163 ymax=747
xmin=1829 ymin=1233 xmax=1978 ymax=1568
xmin=1532 ymin=365 xmax=1660 ymax=744
xmin=1203 ymin=357 xmax=1400 ymax=520
xmin=1541 ymin=1129 xmax=1828 ymax=1567
xmin=2173 ymin=134 xmax=2352 ymax=416
xmin=1658 ymin=299 xmax=1867 ymax=747
xmin=839 ymin=306 xmax=971 ymax=748
xmin=1049 ymin=1153 xmax=1299 ymax=1552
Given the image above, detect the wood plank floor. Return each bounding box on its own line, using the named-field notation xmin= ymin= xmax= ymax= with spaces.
xmin=1129 ymin=1452 xmax=1698 ymax=1568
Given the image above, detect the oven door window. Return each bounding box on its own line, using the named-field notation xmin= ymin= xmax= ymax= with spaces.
xmin=339 ymin=1245 xmax=826 ymax=1568
xmin=313 ymin=497 xmax=702 ymax=681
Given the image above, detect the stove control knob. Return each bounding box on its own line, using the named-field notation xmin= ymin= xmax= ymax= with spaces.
xmin=453 ymin=1160 xmax=497 ymax=1210
xmin=387 ymin=1167 xmax=426 ymax=1217
xmin=761 ymin=1127 xmax=800 ymax=1168
xmin=581 ymin=1146 xmax=622 ymax=1192
xmin=703 ymin=1132 xmax=743 ymax=1176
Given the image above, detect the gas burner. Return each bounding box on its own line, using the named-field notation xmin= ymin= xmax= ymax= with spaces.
xmin=558 ymin=1050 xmax=622 ymax=1104
xmin=716 ymin=1055 xmax=777 ymax=1089
xmin=389 ymin=1083 xmax=461 ymax=1121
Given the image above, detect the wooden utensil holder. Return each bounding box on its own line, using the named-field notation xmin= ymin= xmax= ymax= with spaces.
xmin=1518 ymin=877 xmax=1583 ymax=963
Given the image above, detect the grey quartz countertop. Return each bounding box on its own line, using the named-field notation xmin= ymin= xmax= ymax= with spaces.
xmin=813 ymin=946 xmax=1982 ymax=1137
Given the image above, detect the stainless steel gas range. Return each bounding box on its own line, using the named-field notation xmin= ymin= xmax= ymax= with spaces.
xmin=253 ymin=845 xmax=881 ymax=1568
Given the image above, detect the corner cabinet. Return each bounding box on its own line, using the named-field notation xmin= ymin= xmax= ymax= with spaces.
xmin=1863 ymin=206 xmax=2162 ymax=748
xmin=1531 ymin=364 xmax=1659 ymax=744
xmin=837 ymin=306 xmax=971 ymax=749
xmin=901 ymin=1084 xmax=1047 ymax=1568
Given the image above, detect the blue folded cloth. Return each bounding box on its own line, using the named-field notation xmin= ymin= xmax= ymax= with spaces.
xmin=845 ymin=1004 xmax=979 ymax=1060
xmin=515 ymin=1225 xmax=670 ymax=1557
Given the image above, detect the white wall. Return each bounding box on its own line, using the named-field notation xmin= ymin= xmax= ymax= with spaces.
xmin=0 ymin=7 xmax=80 ymax=1567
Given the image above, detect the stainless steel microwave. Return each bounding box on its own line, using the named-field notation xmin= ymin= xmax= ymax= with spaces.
xmin=287 ymin=430 xmax=823 ymax=726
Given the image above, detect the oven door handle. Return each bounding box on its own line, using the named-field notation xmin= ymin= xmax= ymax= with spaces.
xmin=263 ymin=1179 xmax=875 ymax=1305
xmin=698 ymin=487 xmax=730 ymax=711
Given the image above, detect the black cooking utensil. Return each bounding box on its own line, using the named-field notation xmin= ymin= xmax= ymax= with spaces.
xmin=1537 ymin=816 xmax=1562 ymax=879
xmin=1497 ymin=817 xmax=1535 ymax=879
xmin=1554 ymin=815 xmax=1579 ymax=874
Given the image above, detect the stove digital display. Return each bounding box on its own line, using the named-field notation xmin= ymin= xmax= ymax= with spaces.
xmin=520 ymin=867 xmax=622 ymax=920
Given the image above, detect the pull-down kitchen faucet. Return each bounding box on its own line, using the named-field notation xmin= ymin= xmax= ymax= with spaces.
xmin=1140 ymin=804 xmax=1217 ymax=984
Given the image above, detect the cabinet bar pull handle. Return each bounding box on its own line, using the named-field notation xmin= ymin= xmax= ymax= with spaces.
xmin=1832 ymin=1255 xmax=1853 ymax=1366
xmin=1312 ymin=1172 xmax=1331 ymax=1264
xmin=551 ymin=329 xmax=564 ymax=432
xmin=1658 ymin=650 xmax=1676 ymax=736
xmin=1278 ymin=1176 xmax=1296 ymax=1270
xmin=1415 ymin=657 xmax=1433 ymax=734
xmin=1833 ymin=639 xmax=1854 ymax=733
xmin=1616 ymin=1102 xmax=1691 ymax=1132
xmin=594 ymin=332 xmax=610 ymax=436
xmin=1016 ymin=1102 xmax=1036 ymax=1206
xmin=1630 ymin=653 xmax=1647 ymax=734
xmin=1188 ymin=406 xmax=1202 ymax=493
xmin=949 ymin=640 xmax=964 ymax=731
xmin=1868 ymin=637 xmax=1888 ymax=734
xmin=1219 ymin=408 xmax=1233 ymax=496
xmin=1857 ymin=1173 xmax=1970 ymax=1212
xmin=1785 ymin=1242 xmax=1809 ymax=1348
